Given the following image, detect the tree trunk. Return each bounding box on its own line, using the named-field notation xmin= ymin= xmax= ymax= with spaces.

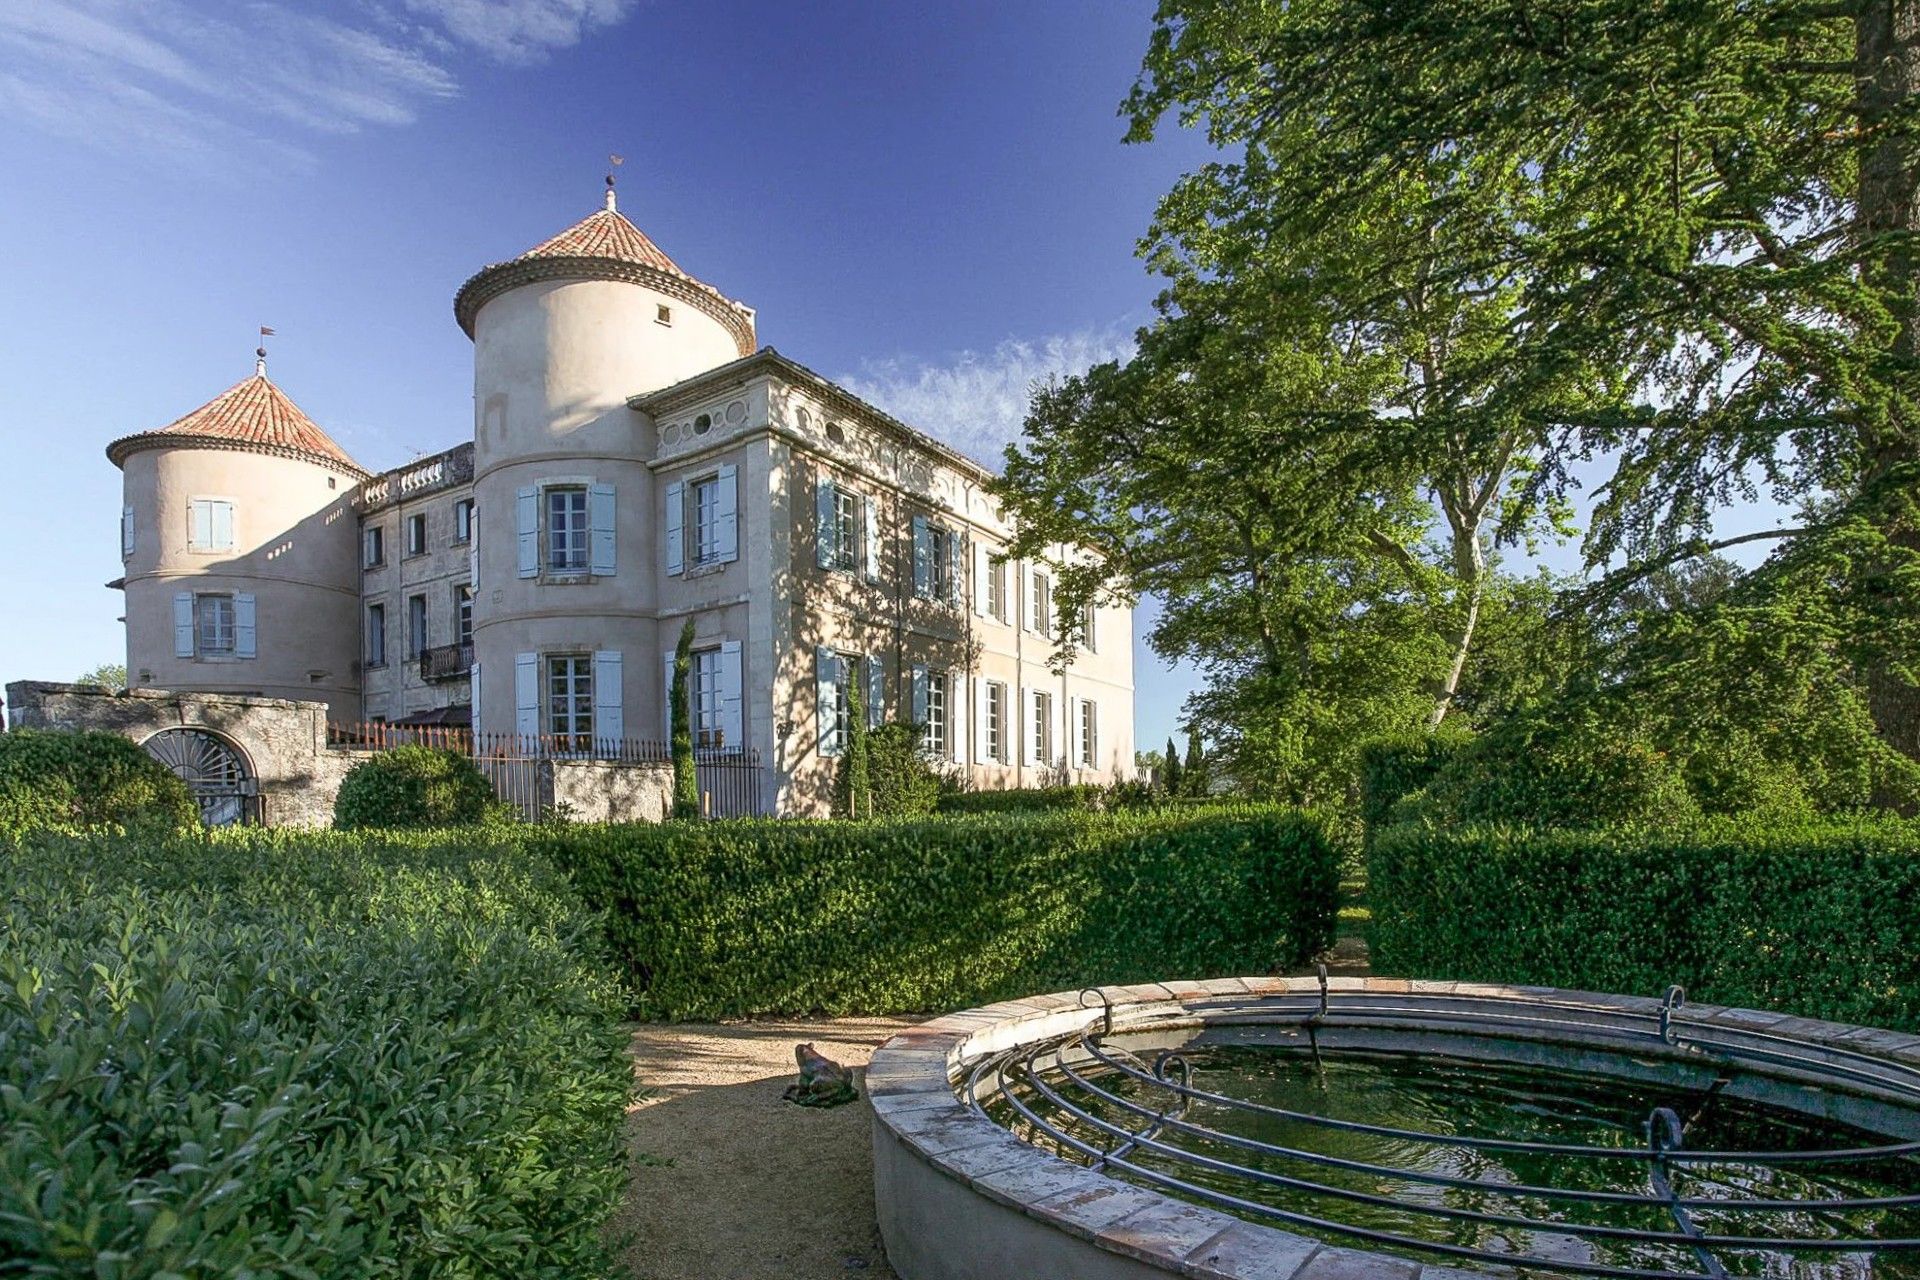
xmin=1429 ymin=524 xmax=1485 ymax=729
xmin=1855 ymin=0 xmax=1920 ymax=760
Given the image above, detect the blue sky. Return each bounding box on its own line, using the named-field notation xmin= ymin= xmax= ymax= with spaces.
xmin=0 ymin=0 xmax=1220 ymax=745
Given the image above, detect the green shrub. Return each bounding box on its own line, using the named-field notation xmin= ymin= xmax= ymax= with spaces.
xmin=863 ymin=722 xmax=946 ymax=818
xmin=0 ymin=727 xmax=197 ymax=834
xmin=541 ymin=806 xmax=1341 ymax=1019
xmin=1395 ymin=712 xmax=1699 ymax=829
xmin=1356 ymin=727 xmax=1470 ymax=841
xmin=333 ymin=744 xmax=501 ymax=829
xmin=0 ymin=827 xmax=631 ymax=1277
xmin=936 ymin=784 xmax=1108 ymax=815
xmin=1370 ymin=816 xmax=1920 ymax=1030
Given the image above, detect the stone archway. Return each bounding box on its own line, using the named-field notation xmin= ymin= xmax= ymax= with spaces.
xmin=143 ymin=727 xmax=260 ymax=826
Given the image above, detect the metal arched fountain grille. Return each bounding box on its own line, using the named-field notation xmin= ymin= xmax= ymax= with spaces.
xmin=143 ymin=728 xmax=261 ymax=826
xmin=964 ymin=974 xmax=1920 ymax=1279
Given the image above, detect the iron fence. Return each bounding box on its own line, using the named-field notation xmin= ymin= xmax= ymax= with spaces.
xmin=326 ymin=720 xmax=766 ymax=820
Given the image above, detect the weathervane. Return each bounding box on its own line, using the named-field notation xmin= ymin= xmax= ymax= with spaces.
xmin=605 ymin=153 xmax=623 ymax=211
xmin=256 ymin=324 xmax=275 ymax=376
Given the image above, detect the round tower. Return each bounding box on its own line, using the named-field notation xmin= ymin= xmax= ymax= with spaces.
xmin=454 ymin=178 xmax=756 ymax=740
xmin=106 ymin=353 xmax=370 ymax=717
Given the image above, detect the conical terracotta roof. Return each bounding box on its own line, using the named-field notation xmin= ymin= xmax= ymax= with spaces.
xmin=452 ymin=194 xmax=756 ymax=355
xmin=106 ymin=370 xmax=370 ymax=477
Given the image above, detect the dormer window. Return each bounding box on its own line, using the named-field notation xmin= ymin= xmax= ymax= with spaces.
xmin=656 ymin=304 xmax=672 ymax=326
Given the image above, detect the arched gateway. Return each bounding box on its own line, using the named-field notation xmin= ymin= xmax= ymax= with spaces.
xmin=142 ymin=728 xmax=260 ymax=826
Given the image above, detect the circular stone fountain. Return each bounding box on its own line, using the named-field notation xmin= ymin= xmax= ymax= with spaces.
xmin=867 ymin=976 xmax=1920 ymax=1280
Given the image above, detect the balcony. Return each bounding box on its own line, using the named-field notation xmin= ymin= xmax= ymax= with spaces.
xmin=419 ymin=643 xmax=473 ymax=681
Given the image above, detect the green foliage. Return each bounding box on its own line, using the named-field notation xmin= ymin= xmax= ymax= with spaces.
xmin=74 ymin=662 xmax=127 ymax=693
xmin=0 ymin=827 xmax=631 ymax=1277
xmin=0 ymin=728 xmax=196 ymax=835
xmin=1370 ymin=817 xmax=1920 ymax=1032
xmin=333 ymin=744 xmax=500 ymax=830
xmin=541 ymin=807 xmax=1341 ymax=1020
xmin=836 ymin=672 xmax=872 ymax=819
xmin=1162 ymin=735 xmax=1182 ymax=796
xmin=863 ymin=722 xmax=945 ymax=818
xmin=936 ymin=784 xmax=1109 ymax=815
xmin=1181 ymin=727 xmax=1209 ymax=796
xmin=671 ymin=619 xmax=698 ymax=820
xmin=1356 ymin=727 xmax=1471 ymax=839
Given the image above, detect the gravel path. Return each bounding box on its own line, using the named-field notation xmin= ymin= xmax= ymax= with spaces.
xmin=619 ymin=1017 xmax=923 ymax=1280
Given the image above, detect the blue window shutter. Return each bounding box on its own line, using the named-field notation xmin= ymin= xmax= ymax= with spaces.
xmin=862 ymin=495 xmax=880 ymax=582
xmin=469 ymin=661 xmax=482 ymax=737
xmin=121 ymin=505 xmax=134 ymax=560
xmin=663 ymin=650 xmax=676 ymax=740
xmin=816 ymin=646 xmax=840 ymax=755
xmin=912 ymin=516 xmax=930 ymax=598
xmin=716 ymin=465 xmax=739 ymax=565
xmin=866 ymin=654 xmax=884 ymax=727
xmin=665 ymin=480 xmax=684 ymax=575
xmin=233 ymin=593 xmax=256 ymax=658
xmin=950 ymin=670 xmax=968 ymax=763
xmin=173 ymin=593 xmax=194 ymax=657
xmin=816 ymin=478 xmax=836 ymax=569
xmin=910 ymin=664 xmax=929 ymax=726
xmin=592 ymin=649 xmax=623 ymax=749
xmin=515 ymin=487 xmax=538 ymax=578
xmin=720 ymin=640 xmax=743 ymax=751
xmin=589 ymin=483 xmax=617 ymax=576
xmin=514 ymin=652 xmax=539 ymax=741
xmin=211 ymin=501 xmax=234 ymax=551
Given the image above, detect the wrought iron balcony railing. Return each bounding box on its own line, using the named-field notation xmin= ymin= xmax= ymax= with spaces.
xmin=419 ymin=643 xmax=473 ymax=681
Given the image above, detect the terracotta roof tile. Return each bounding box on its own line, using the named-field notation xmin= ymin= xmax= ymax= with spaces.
xmin=518 ymin=208 xmax=684 ymax=277
xmin=107 ymin=372 xmax=368 ymax=476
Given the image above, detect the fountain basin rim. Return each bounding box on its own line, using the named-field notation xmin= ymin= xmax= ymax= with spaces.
xmin=867 ymin=976 xmax=1920 ymax=1280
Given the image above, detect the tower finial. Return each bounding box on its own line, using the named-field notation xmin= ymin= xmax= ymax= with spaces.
xmin=606 ymin=153 xmax=624 ymax=212
xmin=256 ymin=325 xmax=275 ymax=377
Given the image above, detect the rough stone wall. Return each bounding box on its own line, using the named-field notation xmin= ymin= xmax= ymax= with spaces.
xmin=551 ymin=758 xmax=673 ymax=823
xmin=5 ymin=682 xmax=351 ymax=827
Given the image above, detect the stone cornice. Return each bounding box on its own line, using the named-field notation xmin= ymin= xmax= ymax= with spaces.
xmin=453 ymin=255 xmax=757 ymax=355
xmin=105 ymin=432 xmax=375 ymax=481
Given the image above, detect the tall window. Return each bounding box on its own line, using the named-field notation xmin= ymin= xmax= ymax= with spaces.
xmin=693 ymin=476 xmax=721 ymax=565
xmin=407 ymin=594 xmax=428 ymax=658
xmin=1079 ymin=699 xmax=1098 ymax=768
xmin=195 ymin=593 xmax=235 ymax=654
xmin=546 ymin=487 xmax=589 ymax=573
xmin=832 ymin=488 xmax=860 ymax=571
xmin=364 ymin=526 xmax=385 ymax=568
xmin=366 ymin=603 xmax=386 ymax=667
xmin=456 ymin=584 xmax=474 ymax=648
xmin=922 ymin=672 xmax=947 ymax=755
xmin=547 ymin=654 xmax=592 ymax=750
xmin=694 ymin=648 xmax=724 ymax=748
xmin=986 ymin=681 xmax=1007 ymax=763
xmin=405 ymin=513 xmax=427 ymax=557
xmin=928 ymin=527 xmax=955 ymax=601
xmin=986 ymin=557 xmax=1007 ymax=622
xmin=189 ymin=499 xmax=234 ymax=552
xmin=1033 ymin=690 xmax=1054 ymax=764
xmin=453 ymin=498 xmax=473 ymax=544
xmin=1031 ymin=571 xmax=1052 ymax=638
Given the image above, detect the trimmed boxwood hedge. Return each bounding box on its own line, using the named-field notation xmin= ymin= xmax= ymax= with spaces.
xmin=1370 ymin=817 xmax=1920 ymax=1031
xmin=0 ymin=827 xmax=631 ymax=1278
xmin=0 ymin=727 xmax=198 ymax=835
xmin=539 ymin=805 xmax=1341 ymax=1020
xmin=935 ymin=784 xmax=1109 ymax=814
xmin=333 ymin=744 xmax=502 ymax=829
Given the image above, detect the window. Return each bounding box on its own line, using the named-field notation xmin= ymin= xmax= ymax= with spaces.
xmin=832 ymin=488 xmax=860 ymax=571
xmin=1033 ymin=689 xmax=1054 ymax=764
xmin=818 ymin=649 xmax=850 ymax=756
xmin=456 ymin=584 xmax=474 ymax=648
xmin=986 ymin=681 xmax=1007 ymax=763
xmin=364 ymin=526 xmax=385 ymax=568
xmin=547 ymin=654 xmax=592 ymax=750
xmin=407 ymin=594 xmax=428 ymax=658
xmin=1082 ymin=602 xmax=1097 ymax=651
xmin=366 ymin=603 xmax=386 ymax=667
xmin=1079 ymin=699 xmax=1099 ymax=768
xmin=405 ymin=512 xmax=427 ymax=557
xmin=986 ymin=557 xmax=1007 ymax=622
xmin=692 ymin=476 xmax=721 ymax=565
xmin=189 ymin=499 xmax=234 ymax=552
xmin=120 ymin=506 xmax=134 ymax=561
xmin=546 ymin=487 xmax=589 ymax=573
xmin=922 ymin=671 xmax=947 ymax=755
xmin=195 ymin=593 xmax=235 ymax=654
xmin=929 ymin=526 xmax=955 ymax=601
xmin=453 ymin=498 xmax=473 ymax=544
xmin=694 ymin=648 xmax=724 ymax=748
xmin=656 ymin=303 xmax=672 ymax=325
xmin=1031 ymin=570 xmax=1052 ymax=638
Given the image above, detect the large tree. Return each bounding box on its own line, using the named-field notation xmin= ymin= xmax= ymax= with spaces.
xmin=1126 ymin=0 xmax=1920 ymax=755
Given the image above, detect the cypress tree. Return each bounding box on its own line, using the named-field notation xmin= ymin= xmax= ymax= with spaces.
xmin=1162 ymin=734 xmax=1182 ymax=795
xmin=1184 ymin=728 xmax=1207 ymax=797
xmin=841 ymin=668 xmax=871 ymax=819
xmin=670 ymin=619 xmax=699 ymax=820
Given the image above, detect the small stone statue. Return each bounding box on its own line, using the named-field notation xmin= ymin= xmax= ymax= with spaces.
xmin=783 ymin=1042 xmax=858 ymax=1108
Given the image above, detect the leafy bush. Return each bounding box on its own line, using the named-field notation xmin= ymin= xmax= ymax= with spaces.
xmin=333 ymin=744 xmax=501 ymax=829
xmin=542 ymin=806 xmax=1341 ymax=1019
xmin=0 ymin=727 xmax=197 ymax=834
xmin=1394 ymin=711 xmax=1699 ymax=829
xmin=0 ymin=827 xmax=631 ymax=1277
xmin=936 ymin=784 xmax=1108 ymax=815
xmin=863 ymin=722 xmax=946 ymax=818
xmin=1370 ymin=817 xmax=1920 ymax=1031
xmin=1356 ymin=727 xmax=1470 ymax=840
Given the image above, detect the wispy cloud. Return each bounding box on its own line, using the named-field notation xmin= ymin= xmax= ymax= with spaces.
xmin=0 ymin=0 xmax=632 ymax=172
xmin=839 ymin=327 xmax=1137 ymax=467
